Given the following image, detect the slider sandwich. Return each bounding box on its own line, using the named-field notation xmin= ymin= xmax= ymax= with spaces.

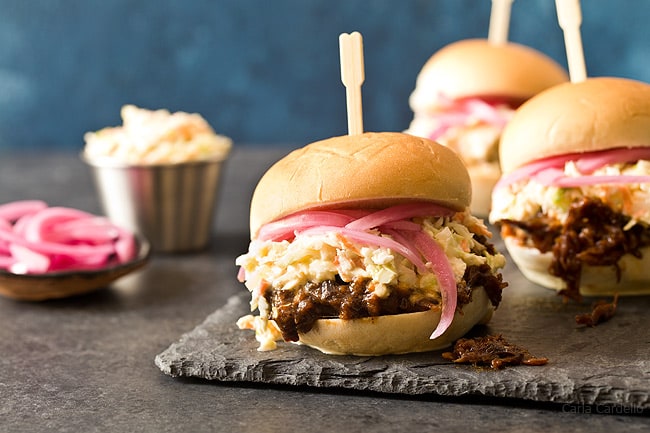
xmin=405 ymin=39 xmax=568 ymax=216
xmin=490 ymin=77 xmax=650 ymax=301
xmin=236 ymin=132 xmax=507 ymax=355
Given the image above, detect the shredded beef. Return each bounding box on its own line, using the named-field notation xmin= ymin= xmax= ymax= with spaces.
xmin=270 ymin=278 xmax=435 ymax=342
xmin=500 ymin=197 xmax=650 ymax=302
xmin=442 ymin=334 xmax=549 ymax=369
xmin=461 ymin=263 xmax=506 ymax=307
xmin=268 ymin=263 xmax=506 ymax=343
xmin=500 ymin=214 xmax=561 ymax=253
xmin=575 ymin=294 xmax=619 ymax=327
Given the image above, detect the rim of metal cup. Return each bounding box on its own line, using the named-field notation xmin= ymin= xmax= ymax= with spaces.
xmin=79 ymin=151 xmax=229 ymax=169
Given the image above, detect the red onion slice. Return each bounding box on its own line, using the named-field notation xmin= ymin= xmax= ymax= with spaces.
xmin=0 ymin=200 xmax=47 ymax=223
xmin=551 ymin=174 xmax=650 ymax=187
xmin=407 ymin=230 xmax=457 ymax=339
xmin=22 ymin=206 xmax=96 ymax=243
xmin=345 ymin=202 xmax=454 ymax=231
xmin=0 ymin=227 xmax=115 ymax=257
xmin=9 ymin=244 xmax=50 ymax=274
xmin=496 ymin=147 xmax=650 ymax=190
xmin=574 ymin=147 xmax=650 ymax=174
xmin=258 ymin=210 xmax=365 ymax=242
xmin=426 ymin=96 xmax=511 ymax=141
xmin=0 ymin=201 xmax=137 ymax=274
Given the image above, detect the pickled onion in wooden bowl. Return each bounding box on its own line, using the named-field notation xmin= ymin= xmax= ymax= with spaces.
xmin=0 ymin=200 xmax=150 ymax=301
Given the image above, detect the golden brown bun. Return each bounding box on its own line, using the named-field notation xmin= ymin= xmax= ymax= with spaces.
xmin=499 ymin=77 xmax=650 ymax=173
xmin=249 ymin=132 xmax=471 ymax=237
xmin=409 ymin=39 xmax=568 ymax=112
xmin=297 ymin=287 xmax=493 ymax=355
xmin=504 ymin=238 xmax=650 ymax=297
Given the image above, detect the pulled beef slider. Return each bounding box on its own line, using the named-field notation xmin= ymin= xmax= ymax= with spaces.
xmin=405 ymin=39 xmax=568 ymax=217
xmin=236 ymin=132 xmax=507 ymax=356
xmin=490 ymin=77 xmax=650 ymax=301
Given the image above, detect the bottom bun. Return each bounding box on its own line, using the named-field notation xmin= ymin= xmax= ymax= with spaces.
xmin=468 ymin=162 xmax=501 ymax=218
xmin=504 ymin=237 xmax=650 ymax=297
xmin=296 ymin=287 xmax=493 ymax=356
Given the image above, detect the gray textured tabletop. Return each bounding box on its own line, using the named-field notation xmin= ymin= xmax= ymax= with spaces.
xmin=1 ymin=149 xmax=648 ymax=432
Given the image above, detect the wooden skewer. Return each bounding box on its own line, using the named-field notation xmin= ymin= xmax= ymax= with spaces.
xmin=555 ymin=0 xmax=588 ymax=82
xmin=488 ymin=0 xmax=515 ymax=45
xmin=339 ymin=32 xmax=365 ymax=135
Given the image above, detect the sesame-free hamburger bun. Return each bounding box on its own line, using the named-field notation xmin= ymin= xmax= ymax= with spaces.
xmin=409 ymin=39 xmax=569 ymax=113
xmin=237 ymin=132 xmax=507 ymax=355
xmin=249 ymin=132 xmax=471 ymax=237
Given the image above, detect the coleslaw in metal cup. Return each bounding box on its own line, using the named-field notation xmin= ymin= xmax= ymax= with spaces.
xmin=81 ymin=105 xmax=232 ymax=253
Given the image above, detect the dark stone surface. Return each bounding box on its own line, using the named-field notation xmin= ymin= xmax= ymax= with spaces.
xmin=156 ymin=231 xmax=650 ymax=411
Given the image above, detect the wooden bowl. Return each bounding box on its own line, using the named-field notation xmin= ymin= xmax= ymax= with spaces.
xmin=0 ymin=235 xmax=151 ymax=301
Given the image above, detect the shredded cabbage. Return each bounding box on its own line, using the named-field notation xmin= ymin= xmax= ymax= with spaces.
xmin=491 ymin=159 xmax=650 ymax=227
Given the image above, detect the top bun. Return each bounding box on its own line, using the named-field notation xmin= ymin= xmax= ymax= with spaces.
xmin=409 ymin=39 xmax=568 ymax=112
xmin=249 ymin=132 xmax=471 ymax=237
xmin=499 ymin=77 xmax=650 ymax=173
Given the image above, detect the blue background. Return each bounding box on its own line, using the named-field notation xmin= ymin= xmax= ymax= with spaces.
xmin=0 ymin=0 xmax=648 ymax=151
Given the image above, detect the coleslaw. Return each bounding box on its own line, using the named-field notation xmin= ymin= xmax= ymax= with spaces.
xmin=490 ymin=149 xmax=650 ymax=227
xmin=83 ymin=105 xmax=232 ymax=165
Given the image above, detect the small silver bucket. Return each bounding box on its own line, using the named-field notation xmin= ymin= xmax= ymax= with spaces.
xmin=82 ymin=155 xmax=226 ymax=253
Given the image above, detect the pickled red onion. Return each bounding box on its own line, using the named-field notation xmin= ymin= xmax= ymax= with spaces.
xmin=427 ymin=96 xmax=511 ymax=141
xmin=0 ymin=228 xmax=115 ymax=257
xmin=494 ymin=152 xmax=579 ymax=190
xmin=574 ymin=147 xmax=650 ymax=174
xmin=345 ymin=202 xmax=454 ymax=231
xmin=0 ymin=200 xmax=137 ymax=274
xmin=113 ymin=226 xmax=136 ymax=263
xmin=9 ymin=244 xmax=50 ymax=274
xmin=532 ymin=167 xmax=566 ymax=186
xmin=257 ymin=210 xmax=369 ymax=242
xmin=406 ymin=230 xmax=457 ymax=339
xmin=0 ymin=200 xmax=47 ymax=222
xmin=378 ymin=220 xmax=422 ymax=231
xmin=22 ymin=206 xmax=96 ymax=243
xmin=429 ymin=114 xmax=469 ymax=141
xmin=496 ymin=147 xmax=650 ymax=190
xmin=464 ymin=99 xmax=509 ymax=127
xmin=550 ymin=174 xmax=650 ymax=187
xmin=39 ymin=217 xmax=119 ymax=244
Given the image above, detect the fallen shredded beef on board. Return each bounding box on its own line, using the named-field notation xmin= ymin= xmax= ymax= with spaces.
xmin=269 ymin=263 xmax=507 ymax=343
xmin=500 ymin=197 xmax=650 ymax=302
xmin=442 ymin=335 xmax=549 ymax=369
xmin=575 ymin=294 xmax=619 ymax=327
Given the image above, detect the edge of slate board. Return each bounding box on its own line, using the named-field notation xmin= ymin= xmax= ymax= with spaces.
xmin=156 ymin=292 xmax=649 ymax=411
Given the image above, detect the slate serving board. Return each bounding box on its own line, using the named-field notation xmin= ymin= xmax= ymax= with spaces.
xmin=155 ymin=267 xmax=649 ymax=411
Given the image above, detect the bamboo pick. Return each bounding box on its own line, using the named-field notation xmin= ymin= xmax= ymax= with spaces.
xmin=488 ymin=0 xmax=515 ymax=45
xmin=339 ymin=32 xmax=365 ymax=135
xmin=555 ymin=0 xmax=588 ymax=82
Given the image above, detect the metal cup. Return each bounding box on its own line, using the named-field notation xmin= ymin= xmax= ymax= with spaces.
xmin=82 ymin=155 xmax=227 ymax=253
